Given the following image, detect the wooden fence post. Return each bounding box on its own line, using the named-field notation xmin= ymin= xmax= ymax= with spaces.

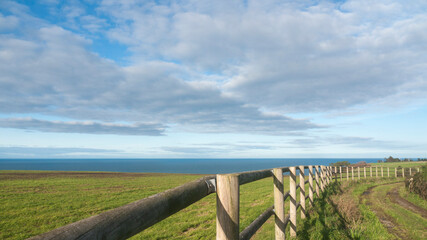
xmin=299 ymin=166 xmax=306 ymax=219
xmin=352 ymin=167 xmax=354 ymax=181
xmin=402 ymin=168 xmax=405 ymax=178
xmin=308 ymin=165 xmax=313 ymax=206
xmin=417 ymin=167 xmax=420 ymax=172
xmin=376 ymin=167 xmax=378 ymax=178
xmin=327 ymin=166 xmax=330 ymax=185
xmin=320 ymin=166 xmax=324 ymax=192
xmin=381 ymin=167 xmax=383 ymax=177
xmin=273 ymin=168 xmax=285 ymax=240
xmin=340 ymin=166 xmax=342 ymax=181
xmin=409 ymin=168 xmax=412 ymax=176
xmin=370 ymin=167 xmax=372 ymax=178
xmin=335 ymin=166 xmax=337 ymax=182
xmin=395 ymin=168 xmax=397 ymax=178
xmin=347 ymin=167 xmax=349 ymax=181
xmin=358 ymin=167 xmax=360 ymax=180
xmin=364 ymin=167 xmax=366 ymax=178
xmin=216 ymin=174 xmax=239 ymax=240
xmin=388 ymin=167 xmax=390 ymax=177
xmin=290 ymin=167 xmax=297 ymax=237
xmin=315 ymin=166 xmax=320 ymax=197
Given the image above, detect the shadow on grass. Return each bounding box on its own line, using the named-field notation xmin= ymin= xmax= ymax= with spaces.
xmin=297 ymin=181 xmax=353 ymax=240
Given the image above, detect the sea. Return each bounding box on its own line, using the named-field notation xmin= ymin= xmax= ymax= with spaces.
xmin=0 ymin=158 xmax=381 ymax=174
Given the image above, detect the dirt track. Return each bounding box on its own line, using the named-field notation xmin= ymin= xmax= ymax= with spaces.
xmin=387 ymin=186 xmax=427 ymax=218
xmin=360 ymin=182 xmax=427 ymax=240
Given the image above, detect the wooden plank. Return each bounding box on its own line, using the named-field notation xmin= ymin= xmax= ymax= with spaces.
xmin=217 ymin=174 xmax=239 ymax=240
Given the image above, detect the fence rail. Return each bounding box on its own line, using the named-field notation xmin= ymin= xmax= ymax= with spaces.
xmin=30 ymin=165 xmax=420 ymax=240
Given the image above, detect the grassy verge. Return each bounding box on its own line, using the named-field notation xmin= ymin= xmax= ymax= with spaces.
xmin=398 ymin=186 xmax=427 ymax=211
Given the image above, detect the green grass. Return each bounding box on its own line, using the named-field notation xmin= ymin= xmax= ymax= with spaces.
xmin=371 ymin=161 xmax=427 ymax=169
xmin=3 ymin=170 xmax=424 ymax=239
xmin=2 ymin=170 xmax=308 ymax=239
xmin=341 ymin=179 xmax=397 ymax=240
xmin=366 ymin=182 xmax=426 ymax=239
xmin=398 ymin=185 xmax=427 ymax=211
xmin=0 ymin=171 xmax=205 ymax=239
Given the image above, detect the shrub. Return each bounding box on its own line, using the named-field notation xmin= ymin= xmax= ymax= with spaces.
xmin=405 ymin=165 xmax=427 ymax=199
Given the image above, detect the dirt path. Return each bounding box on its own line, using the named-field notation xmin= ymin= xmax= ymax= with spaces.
xmin=387 ymin=185 xmax=427 ymax=218
xmin=360 ymin=182 xmax=413 ymax=240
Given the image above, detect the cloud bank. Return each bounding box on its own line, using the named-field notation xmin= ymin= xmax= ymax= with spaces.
xmin=1 ymin=0 xmax=426 ymax=138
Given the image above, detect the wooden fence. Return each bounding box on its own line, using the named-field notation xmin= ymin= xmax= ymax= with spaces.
xmin=30 ymin=165 xmax=420 ymax=240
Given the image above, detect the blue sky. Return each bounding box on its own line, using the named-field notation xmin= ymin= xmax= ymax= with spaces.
xmin=0 ymin=0 xmax=426 ymax=158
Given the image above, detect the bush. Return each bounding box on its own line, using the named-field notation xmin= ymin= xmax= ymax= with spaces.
xmin=405 ymin=165 xmax=427 ymax=199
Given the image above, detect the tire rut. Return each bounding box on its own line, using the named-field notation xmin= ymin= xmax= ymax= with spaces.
xmin=360 ymin=182 xmax=411 ymax=240
xmin=387 ymin=185 xmax=427 ymax=218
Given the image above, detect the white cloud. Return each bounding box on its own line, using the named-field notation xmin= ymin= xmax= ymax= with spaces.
xmin=0 ymin=12 xmax=317 ymax=135
xmin=98 ymin=0 xmax=427 ymax=113
xmin=0 ymin=118 xmax=165 ymax=136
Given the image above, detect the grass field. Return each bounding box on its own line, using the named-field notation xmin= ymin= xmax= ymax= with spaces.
xmin=371 ymin=161 xmax=427 ymax=168
xmin=1 ymin=169 xmax=426 ymax=239
xmin=1 ymin=170 xmax=309 ymax=239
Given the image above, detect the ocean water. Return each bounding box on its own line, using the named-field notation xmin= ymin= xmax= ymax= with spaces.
xmin=0 ymin=158 xmax=381 ymax=174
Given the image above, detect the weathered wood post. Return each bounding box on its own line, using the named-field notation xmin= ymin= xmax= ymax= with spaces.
xmin=308 ymin=165 xmax=313 ymax=206
xmin=325 ymin=166 xmax=331 ymax=187
xmin=216 ymin=174 xmax=239 ymax=240
xmin=320 ymin=166 xmax=324 ymax=192
xmin=335 ymin=166 xmax=337 ymax=182
xmin=395 ymin=167 xmax=397 ymax=178
xmin=402 ymin=168 xmax=405 ymax=178
xmin=370 ymin=167 xmax=372 ymax=178
xmin=352 ymin=167 xmax=354 ymax=181
xmin=346 ymin=167 xmax=349 ymax=181
xmin=388 ymin=167 xmax=390 ymax=177
xmin=290 ymin=167 xmax=297 ymax=237
xmin=409 ymin=168 xmax=412 ymax=176
xmin=299 ymin=166 xmax=306 ymax=219
xmin=315 ymin=165 xmax=320 ymax=197
xmin=340 ymin=166 xmax=342 ymax=181
xmin=273 ymin=168 xmax=285 ymax=240
xmin=358 ymin=167 xmax=360 ymax=180
xmin=364 ymin=167 xmax=366 ymax=178
xmin=381 ymin=167 xmax=383 ymax=177
xmin=376 ymin=167 xmax=378 ymax=178
xmin=417 ymin=167 xmax=420 ymax=173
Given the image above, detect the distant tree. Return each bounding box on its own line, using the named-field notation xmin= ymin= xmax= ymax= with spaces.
xmin=330 ymin=161 xmax=350 ymax=167
xmin=377 ymin=160 xmax=383 ymax=163
xmin=385 ymin=156 xmax=400 ymax=162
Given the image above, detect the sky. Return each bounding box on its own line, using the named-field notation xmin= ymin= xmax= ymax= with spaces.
xmin=0 ymin=0 xmax=426 ymax=159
